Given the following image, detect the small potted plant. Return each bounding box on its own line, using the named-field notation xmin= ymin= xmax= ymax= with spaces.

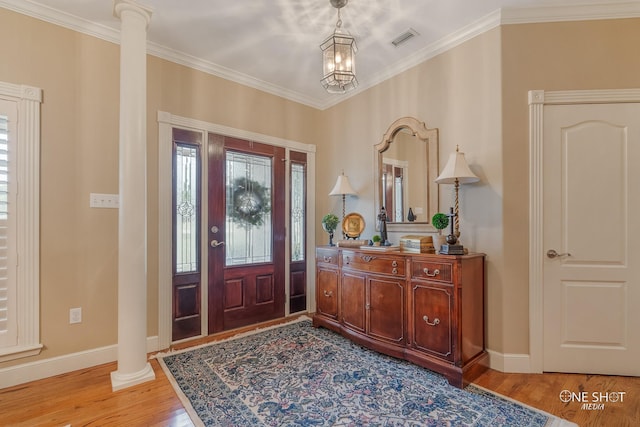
xmin=322 ymin=213 xmax=340 ymax=246
xmin=371 ymin=234 xmax=382 ymax=246
xmin=431 ymin=212 xmax=449 ymax=253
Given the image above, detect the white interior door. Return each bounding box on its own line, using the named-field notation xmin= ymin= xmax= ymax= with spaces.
xmin=542 ymin=102 xmax=640 ymax=375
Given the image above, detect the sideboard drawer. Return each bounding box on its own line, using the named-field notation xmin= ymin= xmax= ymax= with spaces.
xmin=342 ymin=250 xmax=405 ymax=277
xmin=317 ymin=247 xmax=339 ymax=266
xmin=411 ymin=260 xmax=453 ymax=283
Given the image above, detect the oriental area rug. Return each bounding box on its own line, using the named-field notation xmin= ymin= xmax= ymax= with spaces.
xmin=157 ymin=317 xmax=575 ymax=427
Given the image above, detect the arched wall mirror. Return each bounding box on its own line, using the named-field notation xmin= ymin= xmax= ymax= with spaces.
xmin=374 ymin=117 xmax=439 ymax=232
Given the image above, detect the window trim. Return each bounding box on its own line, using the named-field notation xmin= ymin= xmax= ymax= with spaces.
xmin=0 ymin=82 xmax=42 ymax=362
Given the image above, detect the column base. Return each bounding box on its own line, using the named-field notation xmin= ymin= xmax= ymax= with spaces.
xmin=110 ymin=362 xmax=155 ymax=392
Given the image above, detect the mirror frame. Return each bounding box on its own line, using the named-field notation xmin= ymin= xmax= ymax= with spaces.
xmin=374 ymin=117 xmax=439 ymax=233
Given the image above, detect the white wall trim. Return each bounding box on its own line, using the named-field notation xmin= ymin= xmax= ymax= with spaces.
xmin=528 ymin=88 xmax=640 ymax=374
xmin=502 ymin=2 xmax=640 ymax=24
xmin=0 ymin=336 xmax=158 ymax=389
xmin=487 ymin=349 xmax=532 ymax=374
xmin=0 ymin=81 xmax=42 ymax=362
xmin=157 ymin=111 xmax=317 ymax=350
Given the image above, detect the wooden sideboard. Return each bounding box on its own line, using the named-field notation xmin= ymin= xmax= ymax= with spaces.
xmin=313 ymin=246 xmax=487 ymax=388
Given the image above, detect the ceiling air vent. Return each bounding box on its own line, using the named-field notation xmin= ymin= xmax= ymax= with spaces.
xmin=391 ymin=28 xmax=419 ymax=47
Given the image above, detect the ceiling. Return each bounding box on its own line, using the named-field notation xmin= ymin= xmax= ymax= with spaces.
xmin=2 ymin=0 xmax=637 ymax=109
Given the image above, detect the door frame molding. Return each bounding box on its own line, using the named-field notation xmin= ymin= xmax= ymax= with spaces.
xmin=157 ymin=111 xmax=317 ymax=350
xmin=528 ymin=88 xmax=640 ymax=373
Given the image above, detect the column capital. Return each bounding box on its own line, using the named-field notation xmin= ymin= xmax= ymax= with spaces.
xmin=114 ymin=0 xmax=153 ymax=26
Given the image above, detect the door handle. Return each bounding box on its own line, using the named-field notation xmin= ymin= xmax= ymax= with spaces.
xmin=210 ymin=240 xmax=225 ymax=247
xmin=547 ymin=249 xmax=570 ymax=259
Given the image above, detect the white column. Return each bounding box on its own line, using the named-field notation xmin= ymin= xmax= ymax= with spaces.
xmin=111 ymin=0 xmax=155 ymax=392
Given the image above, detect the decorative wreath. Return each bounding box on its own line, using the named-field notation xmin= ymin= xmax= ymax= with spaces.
xmin=229 ymin=177 xmax=271 ymax=227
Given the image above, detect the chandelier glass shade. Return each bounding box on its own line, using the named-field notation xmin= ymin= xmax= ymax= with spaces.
xmin=320 ymin=0 xmax=358 ymax=94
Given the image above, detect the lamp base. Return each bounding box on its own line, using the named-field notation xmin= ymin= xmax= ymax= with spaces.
xmin=439 ymin=244 xmax=466 ymax=255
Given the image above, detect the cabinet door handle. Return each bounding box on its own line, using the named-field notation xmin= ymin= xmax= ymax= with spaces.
xmin=423 ymin=315 xmax=440 ymax=326
xmin=392 ymin=260 xmax=398 ymax=267
xmin=344 ymin=256 xmax=351 ymax=265
xmin=392 ymin=268 xmax=398 ymax=274
xmin=323 ymin=256 xmax=333 ymax=263
xmin=323 ymin=290 xmax=333 ymax=297
xmin=423 ymin=268 xmax=440 ymax=277
xmin=365 ymin=303 xmax=371 ymax=310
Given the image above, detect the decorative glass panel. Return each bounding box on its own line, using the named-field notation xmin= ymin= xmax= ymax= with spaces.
xmin=394 ymin=175 xmax=403 ymax=222
xmin=174 ymin=144 xmax=199 ymax=273
xmin=226 ymin=151 xmax=272 ymax=266
xmin=291 ymin=163 xmax=305 ymax=262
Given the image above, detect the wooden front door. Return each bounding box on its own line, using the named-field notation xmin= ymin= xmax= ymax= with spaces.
xmin=207 ymin=133 xmax=286 ymax=333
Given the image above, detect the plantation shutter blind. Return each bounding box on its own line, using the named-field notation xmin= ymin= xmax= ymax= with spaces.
xmin=0 ymin=106 xmax=17 ymax=348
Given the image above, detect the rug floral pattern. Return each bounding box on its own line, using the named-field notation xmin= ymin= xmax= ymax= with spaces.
xmin=160 ymin=320 xmax=549 ymax=426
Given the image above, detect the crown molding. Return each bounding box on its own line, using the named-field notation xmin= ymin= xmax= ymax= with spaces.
xmin=502 ymin=1 xmax=640 ymax=24
xmin=0 ymin=0 xmax=121 ymax=44
xmin=2 ymin=1 xmax=639 ymax=111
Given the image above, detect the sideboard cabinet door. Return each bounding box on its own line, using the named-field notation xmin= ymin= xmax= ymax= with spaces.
xmin=409 ymin=282 xmax=454 ymax=362
xmin=341 ymin=271 xmax=366 ymax=333
xmin=368 ymin=276 xmax=405 ymax=345
xmin=316 ymin=267 xmax=339 ymax=320
xmin=314 ymin=247 xmax=340 ymax=329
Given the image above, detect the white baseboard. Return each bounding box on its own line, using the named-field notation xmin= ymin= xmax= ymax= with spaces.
xmin=0 ymin=336 xmax=159 ymax=389
xmin=487 ymin=349 xmax=532 ymax=373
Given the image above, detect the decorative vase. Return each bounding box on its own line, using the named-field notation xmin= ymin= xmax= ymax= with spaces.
xmin=434 ymin=233 xmax=447 ymax=253
xmin=407 ymin=207 xmax=416 ymax=222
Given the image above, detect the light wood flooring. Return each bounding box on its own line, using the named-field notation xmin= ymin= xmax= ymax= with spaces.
xmin=1 ymin=317 xmax=638 ymax=427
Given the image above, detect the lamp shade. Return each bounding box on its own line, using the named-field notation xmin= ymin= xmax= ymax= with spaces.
xmin=435 ymin=150 xmax=479 ymax=184
xmin=329 ymin=173 xmax=357 ymax=196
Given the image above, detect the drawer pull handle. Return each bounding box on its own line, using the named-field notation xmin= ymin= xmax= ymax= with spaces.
xmin=392 ymin=268 xmax=398 ymax=274
xmin=323 ymin=290 xmax=333 ymax=297
xmin=423 ymin=268 xmax=440 ymax=277
xmin=323 ymin=256 xmax=333 ymax=263
xmin=423 ymin=315 xmax=440 ymax=326
xmin=361 ymin=255 xmax=376 ymax=262
xmin=392 ymin=261 xmax=398 ymax=267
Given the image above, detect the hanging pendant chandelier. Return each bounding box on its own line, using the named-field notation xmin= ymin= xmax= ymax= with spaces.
xmin=320 ymin=0 xmax=358 ymax=94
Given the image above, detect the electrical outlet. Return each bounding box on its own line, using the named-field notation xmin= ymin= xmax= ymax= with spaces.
xmin=70 ymin=307 xmax=82 ymax=324
xmin=90 ymin=193 xmax=119 ymax=209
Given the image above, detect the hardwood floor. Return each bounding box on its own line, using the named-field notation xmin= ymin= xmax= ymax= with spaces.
xmin=1 ymin=317 xmax=638 ymax=426
xmin=474 ymin=370 xmax=640 ymax=427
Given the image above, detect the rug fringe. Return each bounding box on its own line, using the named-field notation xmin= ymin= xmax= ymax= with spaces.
xmin=469 ymin=384 xmax=578 ymax=427
xmin=156 ymin=357 xmax=206 ymax=427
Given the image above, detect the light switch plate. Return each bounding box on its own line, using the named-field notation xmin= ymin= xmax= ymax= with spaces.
xmin=90 ymin=193 xmax=119 ymax=209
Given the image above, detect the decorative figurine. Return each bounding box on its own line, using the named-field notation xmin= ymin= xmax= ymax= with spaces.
xmin=378 ymin=207 xmax=388 ymax=245
xmin=407 ymin=207 xmax=416 ymax=222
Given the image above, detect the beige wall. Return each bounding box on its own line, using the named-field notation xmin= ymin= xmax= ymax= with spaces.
xmin=1 ymin=5 xmax=639 ymax=373
xmin=319 ymin=27 xmax=504 ymax=350
xmin=500 ymin=18 xmax=640 ymax=354
xmin=0 ymin=8 xmax=320 ymax=368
